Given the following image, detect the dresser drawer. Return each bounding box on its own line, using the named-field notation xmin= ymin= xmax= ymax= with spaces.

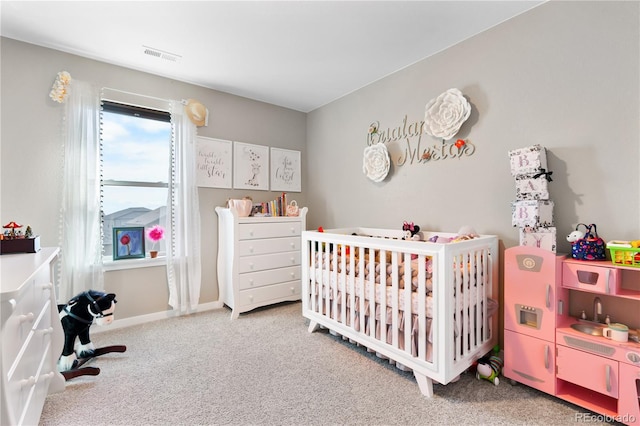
xmin=562 ymin=262 xmax=620 ymax=294
xmin=239 ymin=237 xmax=300 ymax=256
xmin=238 ymin=280 xmax=301 ymax=306
xmin=5 ymin=328 xmax=55 ymax=426
xmin=238 ymin=222 xmax=301 ymax=240
xmin=238 ymin=251 xmax=301 ymax=273
xmin=3 ymin=291 xmax=53 ymax=367
xmin=238 ymin=266 xmax=300 ymax=290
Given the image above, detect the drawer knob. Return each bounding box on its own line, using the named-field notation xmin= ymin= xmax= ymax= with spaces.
xmin=249 ymin=247 xmax=254 ymax=253
xmin=249 ymin=263 xmax=254 ymax=270
xmin=19 ymin=312 xmax=35 ymax=323
xmin=40 ymin=282 xmax=53 ymax=290
xmin=40 ymin=372 xmax=54 ymax=381
xmin=249 ymin=231 xmax=254 ymax=236
xmin=290 ymin=272 xmax=295 ymax=277
xmin=290 ymin=257 xmax=295 ymax=263
xmin=249 ymin=279 xmax=254 ymax=287
xmin=20 ymin=376 xmax=36 ymax=388
xmin=38 ymin=327 xmax=54 ymax=336
xmin=290 ymin=228 xmax=295 ymax=234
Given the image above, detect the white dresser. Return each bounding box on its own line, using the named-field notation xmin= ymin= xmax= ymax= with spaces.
xmin=216 ymin=207 xmax=308 ymax=319
xmin=1 ymin=247 xmax=65 ymax=426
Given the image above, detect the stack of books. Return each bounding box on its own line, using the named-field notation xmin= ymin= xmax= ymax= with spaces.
xmin=259 ymin=193 xmax=288 ymax=217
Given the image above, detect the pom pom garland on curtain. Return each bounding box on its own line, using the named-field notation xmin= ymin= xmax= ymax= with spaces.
xmin=57 ymin=79 xmax=104 ymax=302
xmin=167 ymin=100 xmax=202 ymax=313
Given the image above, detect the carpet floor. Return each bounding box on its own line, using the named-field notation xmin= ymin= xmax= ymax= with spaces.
xmin=40 ymin=301 xmax=619 ymax=425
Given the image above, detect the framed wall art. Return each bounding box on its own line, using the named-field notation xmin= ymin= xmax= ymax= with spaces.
xmin=113 ymin=227 xmax=146 ymax=260
xmin=270 ymin=147 xmax=301 ymax=192
xmin=233 ymin=141 xmax=269 ymax=191
xmin=196 ymin=136 xmax=232 ymax=188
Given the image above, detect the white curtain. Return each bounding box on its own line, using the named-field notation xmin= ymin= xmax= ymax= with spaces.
xmin=166 ymin=100 xmax=202 ymax=312
xmin=58 ymin=80 xmax=103 ymax=302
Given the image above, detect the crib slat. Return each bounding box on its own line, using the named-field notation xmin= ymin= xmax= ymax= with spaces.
xmin=417 ymin=254 xmax=426 ymax=361
xmin=358 ymin=246 xmax=366 ymax=333
xmin=391 ymin=251 xmax=399 ymax=349
xmin=403 ymin=252 xmax=412 ymax=357
xmin=368 ymin=248 xmax=376 ymax=339
xmin=379 ymin=249 xmax=387 ymax=344
xmin=339 ymin=245 xmax=347 ymax=325
xmin=349 ymin=245 xmax=355 ymax=330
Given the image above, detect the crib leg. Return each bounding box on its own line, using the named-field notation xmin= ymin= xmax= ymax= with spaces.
xmin=414 ymin=372 xmax=434 ymax=398
xmin=308 ymin=321 xmax=319 ymax=333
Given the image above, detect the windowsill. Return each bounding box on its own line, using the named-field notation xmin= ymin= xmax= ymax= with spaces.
xmin=103 ymin=255 xmax=166 ymax=272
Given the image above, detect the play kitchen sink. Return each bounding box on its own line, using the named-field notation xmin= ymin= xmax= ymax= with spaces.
xmin=571 ymin=323 xmax=604 ymax=336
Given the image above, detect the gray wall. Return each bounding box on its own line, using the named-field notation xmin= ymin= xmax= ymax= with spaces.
xmin=307 ymin=1 xmax=639 ymax=252
xmin=0 ymin=38 xmax=307 ymax=319
xmin=2 ymin=1 xmax=638 ymax=321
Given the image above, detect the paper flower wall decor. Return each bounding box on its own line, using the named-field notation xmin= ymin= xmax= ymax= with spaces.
xmin=424 ymin=88 xmax=471 ymax=140
xmin=363 ymin=143 xmax=390 ymax=183
xmin=49 ymin=71 xmax=71 ymax=103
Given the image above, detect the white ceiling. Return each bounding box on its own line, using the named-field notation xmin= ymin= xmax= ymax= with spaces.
xmin=0 ymin=1 xmax=544 ymax=112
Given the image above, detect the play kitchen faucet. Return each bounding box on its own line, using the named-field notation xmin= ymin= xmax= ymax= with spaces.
xmin=592 ymin=296 xmax=602 ymax=323
xmin=579 ymin=296 xmax=609 ymax=324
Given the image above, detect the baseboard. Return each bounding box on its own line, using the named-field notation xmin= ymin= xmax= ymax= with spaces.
xmin=92 ymin=300 xmax=224 ymax=333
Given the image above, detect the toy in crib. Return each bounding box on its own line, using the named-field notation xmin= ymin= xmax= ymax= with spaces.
xmin=428 ymin=225 xmax=479 ymax=244
xmin=476 ymin=346 xmax=503 ymax=386
xmin=402 ymin=221 xmax=423 ymax=241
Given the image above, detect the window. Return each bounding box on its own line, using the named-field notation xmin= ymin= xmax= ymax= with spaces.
xmin=101 ymin=101 xmax=171 ymax=260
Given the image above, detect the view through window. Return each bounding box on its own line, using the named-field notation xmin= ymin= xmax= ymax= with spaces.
xmin=101 ymin=101 xmax=171 ymax=259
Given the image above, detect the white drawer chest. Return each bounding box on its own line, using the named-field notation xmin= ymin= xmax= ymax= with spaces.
xmin=1 ymin=247 xmax=65 ymax=426
xmin=216 ymin=207 xmax=308 ymax=319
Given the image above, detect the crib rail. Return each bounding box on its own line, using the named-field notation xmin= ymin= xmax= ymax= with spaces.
xmin=301 ymin=227 xmax=498 ymax=395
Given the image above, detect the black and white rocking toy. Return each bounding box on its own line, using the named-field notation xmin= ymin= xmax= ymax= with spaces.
xmin=57 ymin=290 xmax=126 ymax=381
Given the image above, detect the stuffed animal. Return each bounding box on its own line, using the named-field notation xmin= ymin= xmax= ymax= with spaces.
xmin=476 ymin=348 xmax=503 ymax=386
xmin=566 ymin=229 xmax=585 ymax=243
xmin=402 ymin=221 xmax=422 ymax=241
xmin=428 ymin=235 xmax=452 ymax=244
xmin=451 ymin=225 xmax=479 ymax=242
xmin=57 ymin=290 xmax=117 ymax=372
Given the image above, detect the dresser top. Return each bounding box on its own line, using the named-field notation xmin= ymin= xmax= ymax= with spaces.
xmin=0 ymin=247 xmax=60 ymax=300
xmin=215 ymin=206 xmax=307 ymax=223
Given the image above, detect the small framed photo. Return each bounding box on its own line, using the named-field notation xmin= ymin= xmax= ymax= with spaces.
xmin=113 ymin=227 xmax=146 ymax=260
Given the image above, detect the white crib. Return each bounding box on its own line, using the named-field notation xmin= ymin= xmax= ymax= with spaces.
xmin=301 ymin=227 xmax=499 ymax=397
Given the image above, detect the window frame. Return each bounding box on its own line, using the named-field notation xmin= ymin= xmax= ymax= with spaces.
xmin=100 ymin=99 xmax=172 ymax=269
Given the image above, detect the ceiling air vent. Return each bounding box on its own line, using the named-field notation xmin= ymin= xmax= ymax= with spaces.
xmin=142 ymin=46 xmax=181 ymax=63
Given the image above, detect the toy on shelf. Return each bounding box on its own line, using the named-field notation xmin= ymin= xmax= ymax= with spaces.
xmin=0 ymin=221 xmax=41 ymax=254
xmin=476 ymin=346 xmax=503 ymax=386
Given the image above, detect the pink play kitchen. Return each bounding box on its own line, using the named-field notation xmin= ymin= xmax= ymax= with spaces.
xmin=504 ymin=246 xmax=640 ymax=425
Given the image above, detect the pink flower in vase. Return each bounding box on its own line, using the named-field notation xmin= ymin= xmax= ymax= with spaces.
xmin=146 ymin=225 xmax=165 ymax=257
